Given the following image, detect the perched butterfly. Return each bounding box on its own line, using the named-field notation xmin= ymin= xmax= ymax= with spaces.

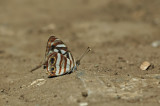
xmin=31 ymin=36 xmax=91 ymax=78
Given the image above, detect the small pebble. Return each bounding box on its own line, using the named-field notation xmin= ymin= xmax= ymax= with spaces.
xmin=118 ymin=57 xmax=126 ymax=62
xmin=77 ymin=99 xmax=81 ymax=103
xmin=118 ymin=67 xmax=122 ymax=69
xmin=118 ymin=57 xmax=123 ymax=60
xmin=151 ymin=41 xmax=160 ymax=47
xmin=155 ymin=76 xmax=160 ymax=79
xmin=82 ymin=91 xmax=88 ymax=97
xmin=106 ymin=83 xmax=111 ymax=87
xmin=29 ymin=79 xmax=46 ymax=87
xmin=140 ymin=61 xmax=151 ymax=70
xmin=54 ymin=95 xmax=57 ymax=97
xmin=0 ymin=89 xmax=5 ymax=93
xmin=79 ymin=102 xmax=88 ymax=106
xmin=116 ymin=95 xmax=121 ymax=99
xmin=94 ymin=64 xmax=99 ymax=68
xmin=114 ymin=72 xmax=118 ymax=75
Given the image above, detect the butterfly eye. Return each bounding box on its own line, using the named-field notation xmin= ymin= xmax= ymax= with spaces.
xmin=43 ymin=65 xmax=47 ymax=69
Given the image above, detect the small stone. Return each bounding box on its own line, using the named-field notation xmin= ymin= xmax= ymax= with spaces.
xmin=118 ymin=57 xmax=123 ymax=60
xmin=118 ymin=57 xmax=126 ymax=62
xmin=77 ymin=99 xmax=81 ymax=103
xmin=0 ymin=89 xmax=5 ymax=93
xmin=114 ymin=72 xmax=118 ymax=75
xmin=118 ymin=67 xmax=122 ymax=69
xmin=140 ymin=61 xmax=151 ymax=70
xmin=151 ymin=41 xmax=160 ymax=47
xmin=19 ymin=95 xmax=24 ymax=100
xmin=79 ymin=102 xmax=88 ymax=106
xmin=94 ymin=64 xmax=99 ymax=68
xmin=155 ymin=76 xmax=160 ymax=79
xmin=106 ymin=83 xmax=111 ymax=87
xmin=29 ymin=79 xmax=46 ymax=87
xmin=116 ymin=95 xmax=121 ymax=99
xmin=82 ymin=91 xmax=88 ymax=97
xmin=20 ymin=85 xmax=26 ymax=89
xmin=54 ymin=95 xmax=57 ymax=97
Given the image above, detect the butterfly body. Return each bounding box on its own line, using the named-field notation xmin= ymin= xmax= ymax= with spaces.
xmin=44 ymin=36 xmax=76 ymax=77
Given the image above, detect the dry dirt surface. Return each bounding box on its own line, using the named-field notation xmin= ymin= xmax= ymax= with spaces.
xmin=1 ymin=0 xmax=160 ymax=106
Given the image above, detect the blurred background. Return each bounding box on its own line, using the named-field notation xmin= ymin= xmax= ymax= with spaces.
xmin=1 ymin=0 xmax=160 ymax=105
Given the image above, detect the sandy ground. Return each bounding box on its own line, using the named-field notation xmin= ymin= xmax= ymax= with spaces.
xmin=1 ymin=0 xmax=160 ymax=106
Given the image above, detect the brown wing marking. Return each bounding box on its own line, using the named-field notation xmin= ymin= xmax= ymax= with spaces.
xmin=45 ymin=36 xmax=57 ymax=57
xmin=64 ymin=57 xmax=67 ymax=73
xmin=70 ymin=52 xmax=75 ymax=66
xmin=58 ymin=54 xmax=63 ymax=74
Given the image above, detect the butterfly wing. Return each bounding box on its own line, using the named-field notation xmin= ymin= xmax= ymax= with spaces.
xmin=44 ymin=36 xmax=76 ymax=77
xmin=45 ymin=36 xmax=74 ymax=62
xmin=45 ymin=36 xmax=67 ymax=57
xmin=46 ymin=52 xmax=76 ymax=77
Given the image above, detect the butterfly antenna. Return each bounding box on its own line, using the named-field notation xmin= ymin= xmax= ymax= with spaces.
xmin=30 ymin=61 xmax=46 ymax=72
xmin=76 ymin=47 xmax=91 ymax=66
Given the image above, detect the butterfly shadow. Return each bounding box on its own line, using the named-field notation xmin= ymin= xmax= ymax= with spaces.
xmin=48 ymin=72 xmax=73 ymax=78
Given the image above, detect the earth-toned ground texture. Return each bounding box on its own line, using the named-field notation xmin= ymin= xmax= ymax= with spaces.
xmin=1 ymin=0 xmax=160 ymax=106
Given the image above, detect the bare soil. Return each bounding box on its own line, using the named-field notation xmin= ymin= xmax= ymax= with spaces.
xmin=1 ymin=0 xmax=160 ymax=106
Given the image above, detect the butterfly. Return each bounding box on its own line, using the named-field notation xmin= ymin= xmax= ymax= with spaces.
xmin=31 ymin=36 xmax=91 ymax=78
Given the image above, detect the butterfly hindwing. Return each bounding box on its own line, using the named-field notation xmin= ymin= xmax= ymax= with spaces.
xmin=47 ymin=52 xmax=75 ymax=77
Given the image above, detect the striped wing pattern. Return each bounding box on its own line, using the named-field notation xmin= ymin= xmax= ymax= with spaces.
xmin=44 ymin=36 xmax=76 ymax=77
